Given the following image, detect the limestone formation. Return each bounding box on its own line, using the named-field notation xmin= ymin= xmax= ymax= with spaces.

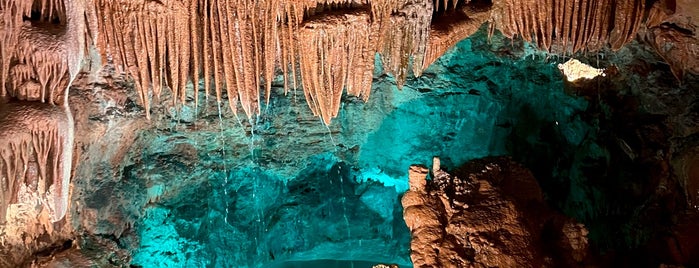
xmin=1 ymin=0 xmax=91 ymax=104
xmin=89 ymin=0 xmax=691 ymax=124
xmin=0 ymin=101 xmax=74 ymax=224
xmin=298 ymin=8 xmax=376 ymax=124
xmin=403 ymin=157 xmax=590 ymax=267
xmin=92 ymin=0 xmax=436 ymax=123
xmin=0 ymin=0 xmax=694 ymax=128
xmin=557 ymin=58 xmax=606 ymax=82
xmin=645 ymin=25 xmax=699 ymax=80
xmin=0 ymin=0 xmax=81 ymax=259
xmin=423 ymin=1 xmax=491 ymax=71
xmin=0 ymin=0 xmax=698 ymax=266
xmin=492 ymin=0 xmax=664 ymax=53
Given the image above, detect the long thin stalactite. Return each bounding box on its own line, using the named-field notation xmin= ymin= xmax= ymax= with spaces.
xmin=94 ymin=0 xmax=436 ymax=123
xmin=89 ymin=0 xmax=668 ymax=124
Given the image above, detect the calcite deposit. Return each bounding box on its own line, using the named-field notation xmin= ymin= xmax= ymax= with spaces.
xmin=403 ymin=157 xmax=590 ymax=267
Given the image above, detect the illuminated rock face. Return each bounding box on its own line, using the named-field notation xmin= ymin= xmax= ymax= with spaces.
xmin=403 ymin=157 xmax=589 ymax=267
xmin=88 ymin=0 xmax=691 ymax=124
xmin=0 ymin=102 xmax=73 ymax=224
xmin=557 ymin=59 xmax=606 ymax=82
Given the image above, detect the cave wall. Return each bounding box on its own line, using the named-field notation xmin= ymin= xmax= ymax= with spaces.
xmin=57 ymin=29 xmax=597 ymax=267
xmin=0 ymin=0 xmax=698 ymax=266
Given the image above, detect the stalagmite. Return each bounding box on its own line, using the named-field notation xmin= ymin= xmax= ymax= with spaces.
xmin=404 ymin=157 xmax=591 ymax=267
xmin=402 ymin=164 xmax=446 ymax=268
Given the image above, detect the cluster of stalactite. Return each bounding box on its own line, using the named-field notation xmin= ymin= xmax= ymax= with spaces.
xmin=0 ymin=0 xmax=82 ymax=224
xmin=92 ymin=0 xmax=672 ymax=124
xmin=94 ymin=0 xmax=443 ymax=124
xmin=0 ymin=102 xmax=74 ymax=224
xmin=297 ymin=9 xmax=376 ymax=124
xmin=1 ymin=0 xmax=93 ymax=104
xmin=492 ymin=0 xmax=674 ymax=53
xmin=1 ymin=0 xmax=67 ymax=104
xmin=2 ymin=0 xmax=679 ymax=125
xmin=423 ymin=1 xmax=491 ymax=70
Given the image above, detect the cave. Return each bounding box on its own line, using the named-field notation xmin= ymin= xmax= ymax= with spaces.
xmin=0 ymin=0 xmax=698 ymax=267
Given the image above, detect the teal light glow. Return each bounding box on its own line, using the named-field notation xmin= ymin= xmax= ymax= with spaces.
xmin=126 ymin=28 xmax=594 ymax=267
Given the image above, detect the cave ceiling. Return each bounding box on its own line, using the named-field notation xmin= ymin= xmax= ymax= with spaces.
xmin=0 ymin=0 xmax=696 ymax=124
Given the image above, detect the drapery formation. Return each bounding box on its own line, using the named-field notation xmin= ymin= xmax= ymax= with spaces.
xmin=298 ymin=8 xmax=376 ymax=124
xmin=0 ymin=0 xmax=83 ymax=224
xmin=0 ymin=0 xmax=68 ymax=104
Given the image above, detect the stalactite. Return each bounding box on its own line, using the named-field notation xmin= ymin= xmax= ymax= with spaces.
xmin=217 ymin=0 xmax=239 ymax=115
xmin=423 ymin=3 xmax=490 ymax=70
xmin=298 ymin=8 xmax=374 ymax=124
xmin=90 ymin=0 xmax=675 ymax=125
xmin=0 ymin=0 xmax=84 ymax=226
xmin=493 ymin=0 xmax=657 ymax=54
xmin=1 ymin=1 xmax=32 ymax=99
xmin=611 ymin=0 xmax=646 ymax=50
xmin=95 ymin=0 xmax=378 ymax=123
xmin=95 ymin=0 xmax=286 ymax=119
xmin=0 ymin=0 xmax=88 ymax=104
xmin=0 ymin=102 xmax=72 ymax=223
xmin=93 ymin=0 xmax=435 ymax=123
xmin=376 ymin=0 xmax=432 ymax=88
xmin=262 ymin=0 xmax=278 ymax=105
xmin=228 ymin=0 xmax=260 ymax=118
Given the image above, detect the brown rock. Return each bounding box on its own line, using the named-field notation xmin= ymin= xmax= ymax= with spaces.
xmin=403 ymin=157 xmax=591 ymax=267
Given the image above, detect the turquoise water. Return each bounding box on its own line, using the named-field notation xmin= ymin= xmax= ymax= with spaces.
xmin=125 ymin=29 xmax=596 ymax=267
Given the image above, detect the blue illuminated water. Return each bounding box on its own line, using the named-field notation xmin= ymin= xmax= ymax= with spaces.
xmin=127 ymin=29 xmax=592 ymax=267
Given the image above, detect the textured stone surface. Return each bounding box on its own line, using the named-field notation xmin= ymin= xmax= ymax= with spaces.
xmin=403 ymin=157 xmax=589 ymax=267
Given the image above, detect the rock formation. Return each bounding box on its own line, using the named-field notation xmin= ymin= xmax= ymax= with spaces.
xmin=70 ymin=0 xmax=699 ymax=123
xmin=403 ymin=157 xmax=590 ymax=267
xmin=0 ymin=0 xmax=82 ymax=262
xmin=0 ymin=0 xmax=698 ymax=266
xmin=0 ymin=0 xmax=695 ymax=125
xmin=0 ymin=101 xmax=75 ymax=266
xmin=0 ymin=101 xmax=73 ymax=224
